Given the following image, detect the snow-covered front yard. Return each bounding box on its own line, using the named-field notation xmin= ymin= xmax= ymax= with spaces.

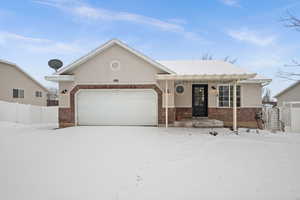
xmin=0 ymin=122 xmax=300 ymax=200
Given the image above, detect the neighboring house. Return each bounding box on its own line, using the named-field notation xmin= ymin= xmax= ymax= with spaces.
xmin=0 ymin=59 xmax=49 ymax=106
xmin=45 ymin=39 xmax=271 ymax=128
xmin=274 ymin=81 xmax=300 ymax=107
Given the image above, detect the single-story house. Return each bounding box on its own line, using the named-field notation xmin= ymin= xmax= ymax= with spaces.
xmin=45 ymin=39 xmax=271 ymax=129
xmin=274 ymin=81 xmax=300 ymax=107
xmin=0 ymin=59 xmax=49 ymax=106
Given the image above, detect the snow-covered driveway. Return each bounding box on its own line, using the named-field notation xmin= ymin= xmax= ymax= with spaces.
xmin=0 ymin=122 xmax=300 ymax=200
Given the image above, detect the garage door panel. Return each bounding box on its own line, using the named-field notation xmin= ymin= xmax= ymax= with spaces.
xmin=76 ymin=89 xmax=157 ymax=125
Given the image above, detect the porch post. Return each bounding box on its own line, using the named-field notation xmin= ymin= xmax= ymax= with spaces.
xmin=165 ymin=80 xmax=168 ymax=128
xmin=233 ymin=81 xmax=237 ymax=132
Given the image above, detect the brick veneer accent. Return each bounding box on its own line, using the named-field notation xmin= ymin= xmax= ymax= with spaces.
xmin=175 ymin=107 xmax=192 ymax=120
xmin=59 ymin=107 xmax=75 ymax=128
xmin=173 ymin=107 xmax=262 ymax=128
xmin=161 ymin=108 xmax=176 ymax=124
xmin=59 ymin=84 xmax=163 ymax=128
xmin=208 ymin=107 xmax=262 ymax=128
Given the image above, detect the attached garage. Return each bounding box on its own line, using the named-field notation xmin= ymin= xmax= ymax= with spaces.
xmin=76 ymin=89 xmax=158 ymax=126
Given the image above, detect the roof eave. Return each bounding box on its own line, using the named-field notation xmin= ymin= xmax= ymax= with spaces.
xmin=239 ymin=78 xmax=272 ymax=84
xmin=45 ymin=75 xmax=75 ymax=82
xmin=156 ymin=73 xmax=257 ymax=81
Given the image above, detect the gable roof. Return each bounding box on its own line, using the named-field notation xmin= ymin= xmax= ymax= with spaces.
xmin=56 ymin=39 xmax=175 ymax=75
xmin=0 ymin=59 xmax=49 ymax=92
xmin=274 ymin=81 xmax=300 ymax=98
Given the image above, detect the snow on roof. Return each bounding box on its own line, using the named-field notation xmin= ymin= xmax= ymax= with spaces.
xmin=158 ymin=60 xmax=271 ymax=83
xmin=158 ymin=60 xmax=251 ymax=75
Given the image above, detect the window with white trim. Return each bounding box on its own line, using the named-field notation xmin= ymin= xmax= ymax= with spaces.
xmin=218 ymin=85 xmax=241 ymax=107
xmin=13 ymin=89 xmax=24 ymax=98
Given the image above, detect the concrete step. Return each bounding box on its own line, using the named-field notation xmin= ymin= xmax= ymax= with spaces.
xmin=174 ymin=118 xmax=224 ymax=128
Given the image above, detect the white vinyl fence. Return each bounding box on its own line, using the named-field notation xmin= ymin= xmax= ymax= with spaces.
xmin=0 ymin=100 xmax=58 ymax=124
xmin=280 ymin=102 xmax=300 ymax=133
xmin=262 ymin=105 xmax=281 ymax=132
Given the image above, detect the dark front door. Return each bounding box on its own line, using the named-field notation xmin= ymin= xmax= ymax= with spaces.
xmin=192 ymin=84 xmax=208 ymax=117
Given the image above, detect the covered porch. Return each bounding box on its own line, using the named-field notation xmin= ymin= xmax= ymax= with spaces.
xmin=157 ymin=73 xmax=257 ymax=131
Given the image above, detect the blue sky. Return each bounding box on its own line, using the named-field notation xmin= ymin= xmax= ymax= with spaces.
xmin=1 ymin=0 xmax=300 ymax=96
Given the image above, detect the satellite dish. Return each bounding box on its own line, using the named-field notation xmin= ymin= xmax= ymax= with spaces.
xmin=48 ymin=59 xmax=63 ymax=72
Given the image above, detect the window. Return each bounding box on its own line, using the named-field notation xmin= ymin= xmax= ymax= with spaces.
xmin=175 ymin=85 xmax=184 ymax=94
xmin=19 ymin=90 xmax=24 ymax=98
xmin=12 ymin=89 xmax=24 ymax=98
xmin=13 ymin=89 xmax=18 ymax=98
xmin=35 ymin=91 xmax=42 ymax=98
xmin=218 ymin=85 xmax=241 ymax=107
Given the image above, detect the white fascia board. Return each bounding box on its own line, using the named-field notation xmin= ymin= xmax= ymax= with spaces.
xmin=156 ymin=73 xmax=257 ymax=81
xmin=45 ymin=75 xmax=75 ymax=82
xmin=239 ymin=78 xmax=272 ymax=84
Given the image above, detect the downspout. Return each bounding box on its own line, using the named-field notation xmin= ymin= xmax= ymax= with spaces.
xmin=233 ymin=80 xmax=237 ymax=132
xmin=165 ymin=80 xmax=168 ymax=128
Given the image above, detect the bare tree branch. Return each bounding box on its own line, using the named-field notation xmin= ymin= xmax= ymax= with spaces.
xmin=286 ymin=59 xmax=300 ymax=67
xmin=278 ymin=70 xmax=300 ymax=80
xmin=281 ymin=11 xmax=300 ymax=31
xmin=201 ymin=54 xmax=238 ymax=64
xmin=279 ymin=11 xmax=300 ymax=80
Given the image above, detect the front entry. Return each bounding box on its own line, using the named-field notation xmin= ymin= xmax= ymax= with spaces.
xmin=192 ymin=84 xmax=208 ymax=117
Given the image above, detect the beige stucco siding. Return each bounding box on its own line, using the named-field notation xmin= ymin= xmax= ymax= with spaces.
xmin=59 ymin=44 xmax=166 ymax=107
xmin=276 ymin=83 xmax=300 ymax=107
xmin=241 ymin=83 xmax=262 ymax=107
xmin=71 ymin=44 xmax=165 ymax=84
xmin=0 ymin=63 xmax=47 ymax=106
xmin=59 ymin=82 xmax=75 ymax=107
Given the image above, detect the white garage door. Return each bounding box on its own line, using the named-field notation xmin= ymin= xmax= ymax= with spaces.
xmin=76 ymin=89 xmax=157 ymax=126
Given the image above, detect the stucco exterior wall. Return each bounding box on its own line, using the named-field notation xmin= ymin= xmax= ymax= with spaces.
xmin=59 ymin=44 xmax=165 ymax=107
xmin=0 ymin=63 xmax=47 ymax=106
xmin=240 ymin=83 xmax=262 ymax=107
xmin=72 ymin=44 xmax=165 ymax=83
xmin=276 ymin=83 xmax=300 ymax=107
xmin=58 ymin=82 xmax=75 ymax=107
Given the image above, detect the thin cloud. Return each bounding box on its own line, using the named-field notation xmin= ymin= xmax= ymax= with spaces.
xmin=73 ymin=5 xmax=184 ymax=32
xmin=0 ymin=31 xmax=83 ymax=54
xmin=220 ymin=0 xmax=240 ymax=7
xmin=227 ymin=28 xmax=277 ymax=46
xmin=34 ymin=0 xmax=205 ymax=41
